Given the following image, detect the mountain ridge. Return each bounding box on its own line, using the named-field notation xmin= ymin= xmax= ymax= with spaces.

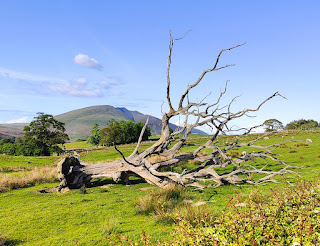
xmin=0 ymin=105 xmax=206 ymax=141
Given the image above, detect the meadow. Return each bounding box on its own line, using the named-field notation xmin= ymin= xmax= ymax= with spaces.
xmin=0 ymin=131 xmax=319 ymax=245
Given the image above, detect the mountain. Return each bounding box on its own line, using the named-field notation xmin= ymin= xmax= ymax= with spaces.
xmin=0 ymin=124 xmax=26 ymax=139
xmin=54 ymin=105 xmax=206 ymax=141
xmin=0 ymin=105 xmax=206 ymax=141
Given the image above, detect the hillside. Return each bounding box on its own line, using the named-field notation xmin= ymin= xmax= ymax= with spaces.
xmin=55 ymin=105 xmax=206 ymax=141
xmin=0 ymin=105 xmax=206 ymax=141
xmin=0 ymin=124 xmax=26 ymax=139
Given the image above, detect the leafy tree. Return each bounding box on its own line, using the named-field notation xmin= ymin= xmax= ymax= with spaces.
xmin=134 ymin=121 xmax=151 ymax=141
xmin=263 ymin=119 xmax=284 ymax=132
xmin=87 ymin=123 xmax=101 ymax=146
xmin=101 ymin=121 xmax=126 ymax=145
xmin=100 ymin=120 xmax=151 ymax=146
xmin=23 ymin=112 xmax=69 ymax=156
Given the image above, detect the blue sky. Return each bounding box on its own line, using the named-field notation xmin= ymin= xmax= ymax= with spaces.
xmin=0 ymin=1 xmax=319 ymax=131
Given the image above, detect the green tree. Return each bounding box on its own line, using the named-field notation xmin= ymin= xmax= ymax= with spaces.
xmin=100 ymin=120 xmax=151 ymax=146
xmin=134 ymin=121 xmax=151 ymax=141
xmin=101 ymin=121 xmax=126 ymax=145
xmin=87 ymin=123 xmax=101 ymax=146
xmin=263 ymin=119 xmax=284 ymax=132
xmin=23 ymin=112 xmax=69 ymax=156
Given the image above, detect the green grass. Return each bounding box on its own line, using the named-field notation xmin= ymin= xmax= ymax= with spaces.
xmin=0 ymin=130 xmax=319 ymax=245
xmin=0 ymin=182 xmax=172 ymax=245
xmin=0 ymin=155 xmax=59 ymax=168
xmin=63 ymin=141 xmax=92 ymax=149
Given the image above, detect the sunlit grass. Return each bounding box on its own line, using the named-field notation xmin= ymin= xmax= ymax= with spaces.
xmin=0 ymin=130 xmax=319 ymax=244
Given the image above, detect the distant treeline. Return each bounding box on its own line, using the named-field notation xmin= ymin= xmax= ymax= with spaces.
xmin=285 ymin=119 xmax=319 ymax=130
xmin=87 ymin=120 xmax=151 ymax=146
xmin=263 ymin=118 xmax=319 ymax=132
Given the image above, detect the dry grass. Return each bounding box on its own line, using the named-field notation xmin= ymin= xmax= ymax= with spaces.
xmin=136 ymin=184 xmax=189 ymax=216
xmin=147 ymin=155 xmax=168 ymax=164
xmin=226 ymin=151 xmax=239 ymax=158
xmin=174 ymin=204 xmax=216 ymax=226
xmin=0 ymin=165 xmax=58 ymax=193
xmin=136 ymin=184 xmax=213 ymax=225
xmin=294 ymin=142 xmax=309 ymax=147
xmin=188 ymin=160 xmax=202 ymax=165
xmin=279 ymin=144 xmax=288 ymax=148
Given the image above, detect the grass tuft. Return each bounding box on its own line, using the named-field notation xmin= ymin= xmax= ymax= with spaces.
xmin=136 ymin=184 xmax=189 ymax=216
xmin=0 ymin=165 xmax=58 ymax=193
xmin=102 ymin=217 xmax=119 ymax=235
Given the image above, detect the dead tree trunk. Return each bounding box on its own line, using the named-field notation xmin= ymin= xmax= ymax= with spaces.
xmin=58 ymin=33 xmax=296 ymax=191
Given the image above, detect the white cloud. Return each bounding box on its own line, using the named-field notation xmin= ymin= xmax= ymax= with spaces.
xmin=73 ymin=53 xmax=101 ymax=69
xmin=3 ymin=116 xmax=29 ymax=124
xmin=46 ymin=83 xmax=102 ymax=97
xmin=73 ymin=77 xmax=87 ymax=84
xmin=100 ymin=77 xmax=120 ymax=88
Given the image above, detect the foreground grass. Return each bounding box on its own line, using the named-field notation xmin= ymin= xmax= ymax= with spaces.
xmin=0 ymin=130 xmax=319 ymax=245
xmin=0 ymin=182 xmax=173 ymax=245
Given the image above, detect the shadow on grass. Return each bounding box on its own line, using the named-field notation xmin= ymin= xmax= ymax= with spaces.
xmin=2 ymin=239 xmax=24 ymax=246
xmin=88 ymin=178 xmax=146 ymax=188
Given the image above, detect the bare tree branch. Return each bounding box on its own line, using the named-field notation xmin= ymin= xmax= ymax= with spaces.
xmin=58 ymin=35 xmax=294 ymax=192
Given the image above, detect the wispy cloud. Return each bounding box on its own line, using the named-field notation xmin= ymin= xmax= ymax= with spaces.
xmin=100 ymin=76 xmax=121 ymax=88
xmin=0 ymin=67 xmax=67 ymax=84
xmin=0 ymin=67 xmax=121 ymax=97
xmin=73 ymin=77 xmax=87 ymax=84
xmin=0 ymin=116 xmax=29 ymax=124
xmin=73 ymin=53 xmax=102 ymax=69
xmin=44 ymin=77 xmax=122 ymax=97
xmin=45 ymin=82 xmax=102 ymax=97
xmin=6 ymin=117 xmax=29 ymax=124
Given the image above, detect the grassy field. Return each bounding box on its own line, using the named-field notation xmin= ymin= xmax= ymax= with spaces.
xmin=0 ymin=131 xmax=319 ymax=245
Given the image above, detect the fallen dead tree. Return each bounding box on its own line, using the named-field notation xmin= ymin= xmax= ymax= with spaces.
xmin=58 ymin=33 xmax=295 ymax=191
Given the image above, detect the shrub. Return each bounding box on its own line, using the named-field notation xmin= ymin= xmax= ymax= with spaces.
xmin=113 ymin=179 xmax=320 ymax=245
